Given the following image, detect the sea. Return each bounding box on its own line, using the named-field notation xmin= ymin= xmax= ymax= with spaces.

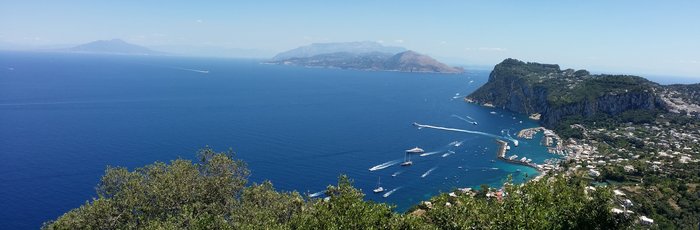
xmin=0 ymin=51 xmax=559 ymax=229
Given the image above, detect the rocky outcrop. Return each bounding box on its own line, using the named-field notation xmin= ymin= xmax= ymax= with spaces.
xmin=468 ymin=59 xmax=670 ymax=127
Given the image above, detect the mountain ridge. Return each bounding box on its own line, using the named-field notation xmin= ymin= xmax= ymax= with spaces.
xmin=269 ymin=42 xmax=463 ymax=74
xmin=271 ymin=41 xmax=405 ymax=61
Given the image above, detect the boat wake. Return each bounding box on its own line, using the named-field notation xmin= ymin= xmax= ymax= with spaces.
xmin=442 ymin=151 xmax=454 ymax=157
xmin=451 ymin=114 xmax=478 ymax=125
xmin=421 ymin=167 xmax=438 ymax=178
xmin=413 ymin=122 xmax=517 ymax=145
xmin=383 ymin=187 xmax=402 ymax=198
xmin=392 ymin=171 xmax=404 ymax=177
xmin=171 ymin=67 xmax=209 ymax=74
xmin=369 ymin=159 xmax=402 ymax=171
xmin=419 ymin=151 xmax=439 ymax=157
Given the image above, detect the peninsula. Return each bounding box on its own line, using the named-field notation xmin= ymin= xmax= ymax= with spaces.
xmin=267 ymin=42 xmax=464 ymax=74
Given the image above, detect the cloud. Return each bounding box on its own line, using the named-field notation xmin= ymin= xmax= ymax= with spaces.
xmin=440 ymin=41 xmax=447 ymax=45
xmin=394 ymin=39 xmax=404 ymax=43
xmin=376 ymin=40 xmax=384 ymax=44
xmin=196 ymin=19 xmax=203 ymax=23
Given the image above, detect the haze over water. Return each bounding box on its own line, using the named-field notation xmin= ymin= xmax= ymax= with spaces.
xmin=0 ymin=51 xmax=557 ymax=229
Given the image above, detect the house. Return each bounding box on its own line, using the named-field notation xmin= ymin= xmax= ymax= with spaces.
xmin=639 ymin=216 xmax=654 ymax=225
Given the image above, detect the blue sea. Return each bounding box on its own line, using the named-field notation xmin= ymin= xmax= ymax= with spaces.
xmin=0 ymin=51 xmax=558 ymax=229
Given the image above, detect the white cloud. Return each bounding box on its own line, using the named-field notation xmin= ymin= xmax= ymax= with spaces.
xmin=394 ymin=39 xmax=404 ymax=43
xmin=440 ymin=41 xmax=447 ymax=45
xmin=196 ymin=19 xmax=203 ymax=23
xmin=376 ymin=40 xmax=384 ymax=44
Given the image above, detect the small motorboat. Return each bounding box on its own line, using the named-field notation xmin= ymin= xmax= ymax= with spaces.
xmin=405 ymin=147 xmax=425 ymax=154
xmin=373 ymin=177 xmax=384 ymax=193
xmin=401 ymin=152 xmax=413 ymax=166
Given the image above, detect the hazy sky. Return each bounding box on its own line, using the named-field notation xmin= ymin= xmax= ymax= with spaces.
xmin=1 ymin=1 xmax=699 ymax=78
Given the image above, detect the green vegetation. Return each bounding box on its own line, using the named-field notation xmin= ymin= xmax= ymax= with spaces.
xmin=557 ymin=112 xmax=700 ymax=229
xmin=468 ymin=59 xmax=663 ymax=127
xmin=44 ymin=147 xmax=630 ymax=229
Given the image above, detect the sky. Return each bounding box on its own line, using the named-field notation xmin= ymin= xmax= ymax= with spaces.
xmin=1 ymin=0 xmax=699 ymax=78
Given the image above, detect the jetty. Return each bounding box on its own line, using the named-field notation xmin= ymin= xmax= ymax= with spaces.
xmin=496 ymin=140 xmax=539 ymax=169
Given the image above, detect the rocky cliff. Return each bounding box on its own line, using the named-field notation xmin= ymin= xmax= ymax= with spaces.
xmin=467 ymin=59 xmax=672 ymax=127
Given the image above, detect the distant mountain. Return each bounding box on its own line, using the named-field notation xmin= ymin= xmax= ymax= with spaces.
xmin=384 ymin=51 xmax=464 ymax=73
xmin=68 ymin=39 xmax=163 ymax=55
xmin=269 ymin=43 xmax=463 ymax=74
xmin=271 ymin=41 xmax=406 ymax=61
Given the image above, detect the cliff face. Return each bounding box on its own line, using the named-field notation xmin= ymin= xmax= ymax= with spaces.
xmin=468 ymin=59 xmax=667 ymax=127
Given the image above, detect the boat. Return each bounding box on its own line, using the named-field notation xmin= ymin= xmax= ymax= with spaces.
xmin=490 ymin=160 xmax=496 ymax=163
xmin=405 ymin=147 xmax=425 ymax=154
xmin=490 ymin=111 xmax=497 ymax=114
xmin=516 ymin=169 xmax=521 ymax=172
xmin=373 ymin=177 xmax=384 ymax=193
xmin=401 ymin=152 xmax=413 ymax=166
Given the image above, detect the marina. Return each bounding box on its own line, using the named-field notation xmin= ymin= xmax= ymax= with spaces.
xmin=496 ymin=140 xmax=539 ymax=169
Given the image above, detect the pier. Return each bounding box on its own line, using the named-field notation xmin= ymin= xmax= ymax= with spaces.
xmin=495 ymin=140 xmax=539 ymax=169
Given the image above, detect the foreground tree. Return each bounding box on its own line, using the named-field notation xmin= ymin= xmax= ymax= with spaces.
xmin=44 ymin=148 xmax=631 ymax=229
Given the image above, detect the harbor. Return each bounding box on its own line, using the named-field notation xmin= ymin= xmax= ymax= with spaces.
xmin=495 ymin=140 xmax=539 ymax=169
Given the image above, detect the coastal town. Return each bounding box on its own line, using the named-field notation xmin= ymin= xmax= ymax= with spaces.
xmin=456 ymin=97 xmax=700 ymax=227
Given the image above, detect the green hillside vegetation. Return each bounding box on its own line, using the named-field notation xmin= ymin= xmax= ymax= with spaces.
xmin=490 ymin=59 xmax=658 ymax=108
xmin=44 ymin=148 xmax=631 ymax=229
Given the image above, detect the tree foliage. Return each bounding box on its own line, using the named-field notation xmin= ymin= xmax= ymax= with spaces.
xmin=44 ymin=148 xmax=631 ymax=229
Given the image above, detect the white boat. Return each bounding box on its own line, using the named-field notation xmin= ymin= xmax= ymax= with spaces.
xmin=490 ymin=111 xmax=497 ymax=114
xmin=401 ymin=152 xmax=413 ymax=166
xmin=373 ymin=177 xmax=384 ymax=193
xmin=405 ymin=147 xmax=425 ymax=154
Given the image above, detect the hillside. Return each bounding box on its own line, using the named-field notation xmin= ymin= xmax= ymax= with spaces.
xmin=467 ymin=58 xmax=700 ymax=127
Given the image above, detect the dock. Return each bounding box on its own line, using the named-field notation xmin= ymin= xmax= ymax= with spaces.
xmin=495 ymin=140 xmax=539 ymax=169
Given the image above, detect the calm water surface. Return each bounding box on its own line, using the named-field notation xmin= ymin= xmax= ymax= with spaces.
xmin=0 ymin=51 xmax=558 ymax=229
